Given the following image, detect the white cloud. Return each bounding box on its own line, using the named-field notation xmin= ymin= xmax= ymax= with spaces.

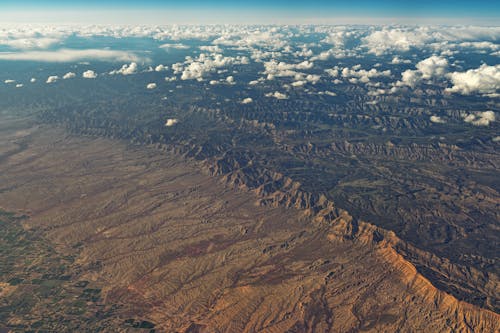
xmin=241 ymin=97 xmax=253 ymax=104
xmin=319 ymin=91 xmax=337 ymax=96
xmin=109 ymin=62 xmax=138 ymax=75
xmin=0 ymin=26 xmax=71 ymax=50
xmin=179 ymin=53 xmax=249 ymax=81
xmin=263 ymin=60 xmax=315 ymax=81
xmin=213 ymin=29 xmax=288 ymax=51
xmin=463 ymin=111 xmax=495 ymax=126
xmin=46 ymin=75 xmax=58 ymax=83
xmin=199 ymin=45 xmax=222 ymax=53
xmin=321 ymin=30 xmax=355 ymax=48
xmin=155 ymin=64 xmax=168 ymax=72
xmin=340 ymin=65 xmax=391 ymax=83
xmin=30 ymin=78 xmax=36 ymax=83
xmin=325 ymin=68 xmax=339 ymax=77
xmin=265 ymin=91 xmax=288 ymax=100
xmin=310 ymin=48 xmax=352 ymax=61
xmin=226 ymin=75 xmax=235 ymax=84
xmin=291 ymin=80 xmax=306 ymax=87
xmin=305 ymin=74 xmax=321 ymax=84
xmin=416 ymin=55 xmax=448 ymax=79
xmin=362 ymin=28 xmax=431 ymax=55
xmin=62 ymin=72 xmax=76 ymax=79
xmin=0 ymin=37 xmax=61 ymax=50
xmin=4 ymin=79 xmax=15 ymax=84
xmin=391 ymin=56 xmax=411 ymax=65
xmin=165 ymin=118 xmax=179 ymax=127
xmin=171 ymin=63 xmax=183 ymax=74
xmin=159 ymin=43 xmax=189 ymax=50
xmin=397 ymin=55 xmax=448 ymax=88
xmin=82 ymin=70 xmax=97 ymax=79
xmin=399 ymin=70 xmax=420 ymax=88
xmin=446 ymin=64 xmax=500 ymax=97
xmin=15 ymin=83 xmax=23 ymax=88
xmin=0 ymin=48 xmax=141 ymax=62
xmin=146 ymin=83 xmax=157 ymax=89
xmin=362 ymin=26 xmax=500 ymax=56
xmin=430 ymin=115 xmax=445 ymax=123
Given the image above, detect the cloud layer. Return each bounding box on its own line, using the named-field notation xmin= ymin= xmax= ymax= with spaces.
xmin=0 ymin=49 xmax=141 ymax=62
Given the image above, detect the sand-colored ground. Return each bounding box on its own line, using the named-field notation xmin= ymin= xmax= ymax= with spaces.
xmin=0 ymin=120 xmax=497 ymax=332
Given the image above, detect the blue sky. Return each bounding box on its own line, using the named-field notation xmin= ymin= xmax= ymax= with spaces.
xmin=1 ymin=0 xmax=499 ymax=24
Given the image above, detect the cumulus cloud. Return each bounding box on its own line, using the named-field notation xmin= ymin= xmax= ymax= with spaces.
xmin=362 ymin=28 xmax=430 ymax=55
xmin=463 ymin=111 xmax=495 ymax=126
xmin=265 ymin=91 xmax=288 ymax=100
xmin=82 ymin=70 xmax=97 ymax=79
xmin=397 ymin=55 xmax=448 ymax=88
xmin=178 ymin=53 xmax=249 ymax=81
xmin=199 ymin=45 xmax=222 ymax=53
xmin=4 ymin=79 xmax=15 ymax=84
xmin=390 ymin=56 xmax=412 ymax=65
xmin=0 ymin=49 xmax=141 ymax=62
xmin=324 ymin=68 xmax=339 ymax=77
xmin=321 ymin=30 xmax=355 ymax=48
xmin=62 ymin=72 xmax=76 ymax=79
xmin=109 ymin=62 xmax=138 ymax=75
xmin=241 ymin=97 xmax=253 ymax=104
xmin=263 ymin=60 xmax=315 ymax=81
xmin=165 ymin=118 xmax=179 ymax=127
xmin=171 ymin=62 xmax=183 ymax=74
xmin=340 ymin=65 xmax=391 ymax=83
xmin=305 ymin=74 xmax=321 ymax=84
xmin=310 ymin=48 xmax=353 ymax=61
xmin=213 ymin=29 xmax=288 ymax=51
xmin=146 ymin=83 xmax=157 ymax=89
xmin=430 ymin=115 xmax=446 ymax=123
xmin=155 ymin=64 xmax=168 ymax=72
xmin=226 ymin=76 xmax=235 ymax=84
xmin=46 ymin=75 xmax=58 ymax=83
xmin=362 ymin=26 xmax=500 ymax=56
xmin=15 ymin=84 xmax=23 ymax=88
xmin=291 ymin=80 xmax=306 ymax=87
xmin=30 ymin=78 xmax=36 ymax=83
xmin=446 ymin=64 xmax=500 ymax=97
xmin=416 ymin=55 xmax=449 ymax=79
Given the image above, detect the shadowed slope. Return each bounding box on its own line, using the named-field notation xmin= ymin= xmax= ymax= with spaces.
xmin=0 ymin=122 xmax=497 ymax=332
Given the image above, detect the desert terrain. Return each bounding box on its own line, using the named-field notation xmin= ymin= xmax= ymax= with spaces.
xmin=0 ymin=115 xmax=498 ymax=332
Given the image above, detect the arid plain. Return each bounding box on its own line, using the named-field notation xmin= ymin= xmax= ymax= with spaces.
xmin=0 ymin=115 xmax=498 ymax=332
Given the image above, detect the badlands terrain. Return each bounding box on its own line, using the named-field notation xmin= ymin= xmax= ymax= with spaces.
xmin=0 ymin=116 xmax=498 ymax=332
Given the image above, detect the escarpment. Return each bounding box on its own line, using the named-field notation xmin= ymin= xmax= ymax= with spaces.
xmin=36 ymin=105 xmax=500 ymax=314
xmin=0 ymin=122 xmax=498 ymax=332
xmin=202 ymin=151 xmax=499 ymax=313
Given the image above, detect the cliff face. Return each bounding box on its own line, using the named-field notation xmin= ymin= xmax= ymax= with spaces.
xmin=0 ymin=124 xmax=498 ymax=332
xmin=201 ymin=151 xmax=499 ymax=313
xmin=38 ymin=96 xmax=500 ymax=307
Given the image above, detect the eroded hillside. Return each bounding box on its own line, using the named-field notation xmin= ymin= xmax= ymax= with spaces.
xmin=0 ymin=118 xmax=498 ymax=332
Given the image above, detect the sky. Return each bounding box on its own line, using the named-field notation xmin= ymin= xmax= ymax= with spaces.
xmin=1 ymin=0 xmax=499 ymax=25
